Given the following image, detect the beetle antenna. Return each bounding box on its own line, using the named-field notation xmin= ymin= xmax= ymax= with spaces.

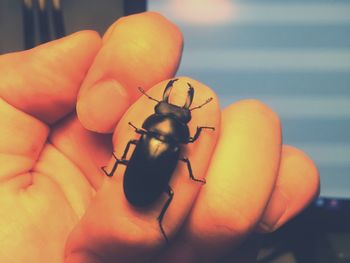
xmin=190 ymin=97 xmax=213 ymax=111
xmin=138 ymin=87 xmax=160 ymax=103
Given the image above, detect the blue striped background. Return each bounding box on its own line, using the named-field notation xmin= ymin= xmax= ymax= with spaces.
xmin=149 ymin=0 xmax=350 ymax=199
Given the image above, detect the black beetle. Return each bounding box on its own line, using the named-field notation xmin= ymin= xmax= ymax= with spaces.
xmin=102 ymin=78 xmax=214 ymax=242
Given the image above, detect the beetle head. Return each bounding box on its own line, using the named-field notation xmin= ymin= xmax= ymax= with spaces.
xmin=155 ymin=81 xmax=194 ymax=123
xmin=155 ymin=102 xmax=192 ymax=123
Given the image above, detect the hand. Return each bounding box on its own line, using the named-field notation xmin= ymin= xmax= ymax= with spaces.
xmin=0 ymin=12 xmax=319 ymax=263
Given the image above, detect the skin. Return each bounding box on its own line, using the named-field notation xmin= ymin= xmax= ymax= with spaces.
xmin=0 ymin=12 xmax=319 ymax=263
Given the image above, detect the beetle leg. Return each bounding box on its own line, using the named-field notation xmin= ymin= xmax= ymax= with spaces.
xmin=157 ymin=185 xmax=174 ymax=243
xmin=121 ymin=139 xmax=138 ymax=159
xmin=101 ymin=159 xmax=128 ymax=177
xmin=180 ymin=157 xmax=206 ymax=184
xmin=128 ymin=122 xmax=146 ymax=134
xmin=188 ymin=126 xmax=215 ymax=143
xmin=102 ymin=140 xmax=137 ymax=177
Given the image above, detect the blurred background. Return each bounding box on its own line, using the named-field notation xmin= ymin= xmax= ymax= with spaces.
xmin=0 ymin=0 xmax=349 ymax=262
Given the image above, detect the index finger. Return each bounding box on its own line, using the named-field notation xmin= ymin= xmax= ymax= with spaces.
xmin=76 ymin=12 xmax=183 ymax=133
xmin=65 ymin=77 xmax=220 ymax=262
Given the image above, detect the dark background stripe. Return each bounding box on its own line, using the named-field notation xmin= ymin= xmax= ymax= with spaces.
xmin=177 ymin=70 xmax=350 ymax=96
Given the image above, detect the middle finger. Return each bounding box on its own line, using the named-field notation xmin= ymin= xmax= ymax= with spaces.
xmin=163 ymin=99 xmax=282 ymax=262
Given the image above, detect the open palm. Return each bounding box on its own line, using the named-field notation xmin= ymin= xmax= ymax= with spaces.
xmin=0 ymin=13 xmax=319 ymax=263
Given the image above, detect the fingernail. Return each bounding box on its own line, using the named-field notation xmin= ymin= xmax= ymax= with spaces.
xmin=77 ymin=79 xmax=130 ymax=133
xmin=65 ymin=251 xmax=102 ymax=263
xmin=257 ymin=188 xmax=288 ymax=233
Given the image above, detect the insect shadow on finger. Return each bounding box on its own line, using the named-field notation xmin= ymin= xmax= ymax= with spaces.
xmin=102 ymin=78 xmax=215 ymax=243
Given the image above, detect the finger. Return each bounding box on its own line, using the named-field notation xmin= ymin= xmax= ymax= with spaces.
xmin=76 ymin=12 xmax=183 ymax=133
xmin=163 ymin=144 xmax=319 ymax=263
xmin=65 ymin=77 xmax=220 ymax=262
xmin=0 ymin=31 xmax=101 ymax=123
xmin=256 ymin=145 xmax=319 ymax=233
xmin=161 ymin=99 xmax=282 ymax=262
xmin=0 ymin=31 xmax=101 ymax=186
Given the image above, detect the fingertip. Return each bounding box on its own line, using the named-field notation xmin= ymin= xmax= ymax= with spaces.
xmin=77 ymin=79 xmax=130 ymax=133
xmin=224 ymin=99 xmax=281 ymax=132
xmin=257 ymin=145 xmax=320 ymax=233
xmin=34 ymin=30 xmax=101 ymax=53
xmin=103 ymin=11 xmax=183 ymax=100
xmin=83 ymin=11 xmax=183 ymax=100
xmin=0 ymin=30 xmax=102 ymax=123
xmin=79 ymin=12 xmax=183 ymax=133
xmin=282 ymin=145 xmax=320 ymax=193
xmin=280 ymin=145 xmax=320 ymax=204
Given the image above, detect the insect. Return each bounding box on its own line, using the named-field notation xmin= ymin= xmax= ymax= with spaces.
xmin=102 ymin=78 xmax=214 ymax=242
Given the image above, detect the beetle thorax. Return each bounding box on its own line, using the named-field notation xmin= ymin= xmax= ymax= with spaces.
xmin=142 ymin=114 xmax=190 ymax=143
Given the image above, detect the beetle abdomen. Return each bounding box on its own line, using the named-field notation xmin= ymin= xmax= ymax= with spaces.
xmin=123 ymin=135 xmax=180 ymax=207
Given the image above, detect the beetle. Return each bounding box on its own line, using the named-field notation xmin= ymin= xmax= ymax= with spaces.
xmin=102 ymin=78 xmax=214 ymax=242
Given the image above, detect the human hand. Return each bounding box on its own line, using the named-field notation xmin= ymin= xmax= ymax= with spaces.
xmin=0 ymin=12 xmax=319 ymax=263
